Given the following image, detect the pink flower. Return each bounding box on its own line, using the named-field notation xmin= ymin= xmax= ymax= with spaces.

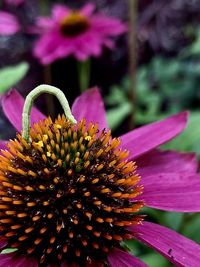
xmin=33 ymin=4 xmax=127 ymax=65
xmin=0 ymin=88 xmax=200 ymax=266
xmin=0 ymin=11 xmax=20 ymax=35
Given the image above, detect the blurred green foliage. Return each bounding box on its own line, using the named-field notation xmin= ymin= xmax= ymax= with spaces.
xmin=0 ymin=62 xmax=29 ymax=94
xmin=106 ymin=53 xmax=200 ymax=155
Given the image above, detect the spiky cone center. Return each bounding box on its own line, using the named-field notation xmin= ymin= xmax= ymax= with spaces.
xmin=60 ymin=11 xmax=90 ymax=37
xmin=0 ymin=115 xmax=144 ymax=266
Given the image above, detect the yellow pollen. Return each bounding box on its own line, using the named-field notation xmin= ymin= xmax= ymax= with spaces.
xmin=35 ymin=141 xmax=44 ymax=148
xmin=47 ymin=152 xmax=51 ymax=157
xmin=85 ymin=135 xmax=92 ymax=141
xmin=43 ymin=134 xmax=48 ymax=141
xmin=56 ymin=124 xmax=62 ymax=129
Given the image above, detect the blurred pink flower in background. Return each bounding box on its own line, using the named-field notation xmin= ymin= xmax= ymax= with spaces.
xmin=0 ymin=11 xmax=20 ymax=35
xmin=33 ymin=3 xmax=127 ymax=65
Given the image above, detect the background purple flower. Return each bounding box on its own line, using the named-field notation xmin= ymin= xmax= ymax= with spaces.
xmin=33 ymin=3 xmax=126 ymax=65
xmin=0 ymin=88 xmax=200 ymax=266
xmin=0 ymin=11 xmax=20 ymax=35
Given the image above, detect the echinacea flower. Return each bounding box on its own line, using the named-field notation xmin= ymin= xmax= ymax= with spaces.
xmin=0 ymin=85 xmax=200 ymax=266
xmin=0 ymin=11 xmax=20 ymax=35
xmin=33 ymin=4 xmax=126 ymax=65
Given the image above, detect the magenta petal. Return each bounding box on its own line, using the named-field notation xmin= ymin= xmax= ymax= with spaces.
xmin=2 ymin=89 xmax=46 ymax=132
xmin=0 ymin=253 xmax=37 ymax=267
xmin=130 ymin=221 xmax=200 ymax=267
xmin=137 ymin=173 xmax=200 ymax=212
xmin=120 ymin=112 xmax=188 ymax=159
xmin=108 ymin=248 xmax=148 ymax=267
xmin=72 ymin=88 xmax=108 ymax=130
xmin=80 ymin=3 xmax=95 ymax=16
xmin=137 ymin=149 xmax=198 ymax=177
xmin=52 ymin=4 xmax=70 ymax=20
xmin=0 ymin=11 xmax=20 ymax=35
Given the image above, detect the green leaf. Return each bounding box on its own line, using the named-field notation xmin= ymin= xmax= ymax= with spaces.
xmin=182 ymin=214 xmax=200 ymax=243
xmin=106 ymin=102 xmax=132 ymax=130
xmin=140 ymin=252 xmax=170 ymax=267
xmin=0 ymin=62 xmax=29 ymax=94
xmin=163 ymin=212 xmax=184 ymax=231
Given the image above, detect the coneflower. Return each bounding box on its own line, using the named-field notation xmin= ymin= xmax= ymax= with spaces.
xmin=33 ymin=4 xmax=126 ymax=64
xmin=0 ymin=85 xmax=200 ymax=266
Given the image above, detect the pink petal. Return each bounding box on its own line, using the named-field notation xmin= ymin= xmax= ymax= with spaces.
xmin=130 ymin=221 xmax=200 ymax=267
xmin=33 ymin=31 xmax=67 ymax=65
xmin=2 ymin=89 xmax=46 ymax=132
xmin=0 ymin=253 xmax=37 ymax=267
xmin=91 ymin=16 xmax=127 ymax=36
xmin=120 ymin=112 xmax=188 ymax=160
xmin=80 ymin=3 xmax=95 ymax=16
xmin=72 ymin=87 xmax=108 ymax=131
xmin=108 ymin=248 xmax=148 ymax=267
xmin=137 ymin=173 xmax=200 ymax=212
xmin=30 ymin=17 xmax=55 ymax=34
xmin=0 ymin=11 xmax=20 ymax=35
xmin=137 ymin=149 xmax=198 ymax=177
xmin=52 ymin=4 xmax=70 ymax=21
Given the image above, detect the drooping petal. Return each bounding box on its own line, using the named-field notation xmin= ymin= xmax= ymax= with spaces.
xmin=80 ymin=3 xmax=95 ymax=16
xmin=0 ymin=252 xmax=37 ymax=267
xmin=130 ymin=222 xmax=200 ymax=267
xmin=108 ymin=248 xmax=148 ymax=267
xmin=91 ymin=16 xmax=127 ymax=36
xmin=137 ymin=172 xmax=200 ymax=212
xmin=0 ymin=11 xmax=20 ymax=35
xmin=120 ymin=112 xmax=188 ymax=160
xmin=52 ymin=4 xmax=70 ymax=21
xmin=72 ymin=88 xmax=108 ymax=130
xmin=2 ymin=90 xmax=46 ymax=132
xmin=33 ymin=31 xmax=69 ymax=65
xmin=137 ymin=149 xmax=198 ymax=177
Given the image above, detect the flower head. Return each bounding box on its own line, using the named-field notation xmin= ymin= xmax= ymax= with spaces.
xmin=33 ymin=4 xmax=127 ymax=64
xmin=0 ymin=86 xmax=200 ymax=266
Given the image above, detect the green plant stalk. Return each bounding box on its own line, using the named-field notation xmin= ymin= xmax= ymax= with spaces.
xmin=128 ymin=0 xmax=138 ymax=129
xmin=77 ymin=59 xmax=91 ymax=92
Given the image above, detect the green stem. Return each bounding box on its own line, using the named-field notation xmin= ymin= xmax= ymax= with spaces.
xmin=128 ymin=0 xmax=138 ymax=129
xmin=22 ymin=84 xmax=77 ymax=141
xmin=39 ymin=0 xmax=49 ymax=15
xmin=77 ymin=59 xmax=91 ymax=92
xmin=43 ymin=64 xmax=55 ymax=118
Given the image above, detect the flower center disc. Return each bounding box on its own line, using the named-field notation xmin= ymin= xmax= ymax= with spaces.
xmin=60 ymin=12 xmax=90 ymax=37
xmin=0 ymin=115 xmax=144 ymax=266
